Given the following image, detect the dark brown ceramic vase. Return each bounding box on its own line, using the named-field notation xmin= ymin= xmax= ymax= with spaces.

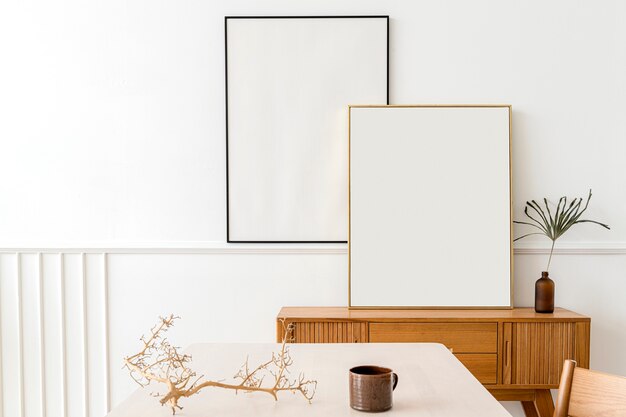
xmin=535 ymin=271 xmax=555 ymax=313
xmin=349 ymin=365 xmax=398 ymax=412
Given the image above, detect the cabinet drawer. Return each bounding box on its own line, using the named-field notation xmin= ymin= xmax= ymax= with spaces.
xmin=369 ymin=323 xmax=497 ymax=353
xmin=456 ymin=354 xmax=497 ymax=384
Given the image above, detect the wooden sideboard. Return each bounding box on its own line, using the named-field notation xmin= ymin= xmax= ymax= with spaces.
xmin=276 ymin=307 xmax=590 ymax=417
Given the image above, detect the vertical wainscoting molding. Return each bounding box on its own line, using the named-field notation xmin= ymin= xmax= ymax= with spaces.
xmin=103 ymin=253 xmax=111 ymax=413
xmin=0 ymin=265 xmax=2 ymax=417
xmin=60 ymin=253 xmax=68 ymax=417
xmin=0 ymin=259 xmax=3 ymax=417
xmin=38 ymin=253 xmax=47 ymax=417
xmin=81 ymin=253 xmax=89 ymax=417
xmin=0 ymin=251 xmax=110 ymax=417
xmin=17 ymin=253 xmax=25 ymax=417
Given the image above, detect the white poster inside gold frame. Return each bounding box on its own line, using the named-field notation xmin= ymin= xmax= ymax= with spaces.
xmin=349 ymin=105 xmax=512 ymax=308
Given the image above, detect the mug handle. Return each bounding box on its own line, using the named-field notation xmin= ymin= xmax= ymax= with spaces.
xmin=392 ymin=373 xmax=399 ymax=391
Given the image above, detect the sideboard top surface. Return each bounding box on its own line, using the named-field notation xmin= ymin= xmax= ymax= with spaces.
xmin=277 ymin=307 xmax=589 ymax=322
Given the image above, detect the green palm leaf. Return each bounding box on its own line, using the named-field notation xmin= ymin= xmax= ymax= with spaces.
xmin=514 ymin=189 xmax=609 ymax=271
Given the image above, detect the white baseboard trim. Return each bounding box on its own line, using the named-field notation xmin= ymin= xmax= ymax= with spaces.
xmin=0 ymin=241 xmax=625 ymax=255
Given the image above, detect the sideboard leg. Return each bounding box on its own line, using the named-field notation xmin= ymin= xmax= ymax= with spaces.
xmin=521 ymin=401 xmax=540 ymax=417
xmin=534 ymin=389 xmax=555 ymax=417
xmin=521 ymin=389 xmax=554 ymax=417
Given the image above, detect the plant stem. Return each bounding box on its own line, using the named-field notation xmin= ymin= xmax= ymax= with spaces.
xmin=546 ymin=240 xmax=556 ymax=272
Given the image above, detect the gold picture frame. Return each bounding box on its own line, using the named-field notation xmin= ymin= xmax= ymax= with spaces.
xmin=348 ymin=104 xmax=513 ymax=309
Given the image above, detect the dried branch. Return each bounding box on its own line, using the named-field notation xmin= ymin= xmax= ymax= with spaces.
xmin=124 ymin=316 xmax=317 ymax=414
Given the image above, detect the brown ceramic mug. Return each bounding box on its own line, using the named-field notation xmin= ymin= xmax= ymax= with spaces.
xmin=349 ymin=365 xmax=399 ymax=412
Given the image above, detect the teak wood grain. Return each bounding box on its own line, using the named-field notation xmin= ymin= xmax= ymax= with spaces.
xmin=369 ymin=322 xmax=497 ymax=353
xmin=456 ymin=354 xmax=498 ymax=384
xmin=554 ymin=360 xmax=626 ymax=417
xmin=283 ymin=321 xmax=369 ymax=344
xmin=278 ymin=306 xmax=588 ymax=322
xmin=277 ymin=306 xmax=591 ymax=417
xmin=512 ymin=322 xmax=577 ymax=385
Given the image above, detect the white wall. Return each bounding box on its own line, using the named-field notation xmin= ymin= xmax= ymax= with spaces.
xmin=1 ymin=1 xmax=625 ymax=417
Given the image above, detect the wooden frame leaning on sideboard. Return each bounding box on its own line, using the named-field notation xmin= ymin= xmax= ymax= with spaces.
xmin=276 ymin=307 xmax=590 ymax=417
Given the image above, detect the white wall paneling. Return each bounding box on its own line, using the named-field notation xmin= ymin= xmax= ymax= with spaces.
xmin=0 ymin=248 xmax=350 ymax=417
xmin=0 ymin=253 xmax=110 ymax=417
xmin=17 ymin=254 xmax=25 ymax=417
xmin=0 ymin=259 xmax=3 ymax=417
xmin=3 ymin=253 xmax=26 ymax=417
xmin=1 ymin=247 xmax=626 ymax=417
xmin=59 ymin=254 xmax=67 ymax=417
xmin=102 ymin=254 xmax=111 ymax=414
xmin=37 ymin=254 xmax=46 ymax=417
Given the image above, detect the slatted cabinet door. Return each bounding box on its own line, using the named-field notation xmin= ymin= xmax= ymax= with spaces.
xmin=279 ymin=321 xmax=369 ymax=343
xmin=503 ymin=322 xmax=591 ymax=386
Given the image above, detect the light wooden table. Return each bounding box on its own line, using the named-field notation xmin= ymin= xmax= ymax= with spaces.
xmin=108 ymin=343 xmax=512 ymax=417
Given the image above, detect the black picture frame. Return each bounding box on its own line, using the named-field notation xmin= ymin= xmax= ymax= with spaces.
xmin=225 ymin=15 xmax=390 ymax=243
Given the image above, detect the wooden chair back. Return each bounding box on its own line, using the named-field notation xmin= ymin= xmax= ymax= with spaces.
xmin=554 ymin=359 xmax=626 ymax=417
